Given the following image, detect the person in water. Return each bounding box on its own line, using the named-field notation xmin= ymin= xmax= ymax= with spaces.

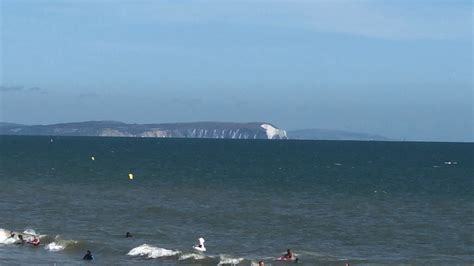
xmin=16 ymin=235 xmax=25 ymax=245
xmin=280 ymin=249 xmax=298 ymax=262
xmin=27 ymin=236 xmax=40 ymax=246
xmin=83 ymin=250 xmax=94 ymax=260
xmin=126 ymin=232 xmax=132 ymax=238
xmin=7 ymin=232 xmax=17 ymax=243
xmin=283 ymin=249 xmax=293 ymax=260
xmin=258 ymin=261 xmax=265 ymax=266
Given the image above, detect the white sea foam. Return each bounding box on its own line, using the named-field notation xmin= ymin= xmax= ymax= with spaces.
xmin=22 ymin=229 xmax=38 ymax=236
xmin=45 ymin=242 xmax=65 ymax=251
xmin=217 ymin=254 xmax=245 ymax=265
xmin=0 ymin=228 xmax=15 ymax=244
xmin=178 ymin=253 xmax=206 ymax=260
xmin=127 ymin=244 xmax=181 ymax=259
xmin=45 ymin=237 xmax=78 ymax=252
xmin=444 ymin=161 xmax=458 ymax=165
xmin=22 ymin=229 xmax=46 ymax=242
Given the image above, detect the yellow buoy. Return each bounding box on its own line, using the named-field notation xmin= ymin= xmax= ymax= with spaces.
xmin=128 ymin=173 xmax=134 ymax=180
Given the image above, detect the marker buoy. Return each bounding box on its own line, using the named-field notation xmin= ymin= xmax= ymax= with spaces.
xmin=128 ymin=173 xmax=134 ymax=180
xmin=91 ymin=156 xmax=95 ymax=161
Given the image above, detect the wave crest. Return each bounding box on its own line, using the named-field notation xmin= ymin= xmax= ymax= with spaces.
xmin=218 ymin=255 xmax=245 ymax=265
xmin=44 ymin=236 xmax=78 ymax=252
xmin=127 ymin=244 xmax=181 ymax=259
xmin=0 ymin=228 xmax=16 ymax=244
xmin=178 ymin=253 xmax=206 ymax=261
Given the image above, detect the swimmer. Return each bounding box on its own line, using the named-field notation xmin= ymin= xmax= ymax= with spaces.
xmin=83 ymin=250 xmax=94 ymax=260
xmin=16 ymin=235 xmax=25 ymax=245
xmin=258 ymin=260 xmax=265 ymax=266
xmin=278 ymin=249 xmax=298 ymax=262
xmin=27 ymin=236 xmax=40 ymax=246
xmin=7 ymin=232 xmax=16 ymax=243
xmin=126 ymin=232 xmax=133 ymax=238
xmin=283 ymin=249 xmax=293 ymax=260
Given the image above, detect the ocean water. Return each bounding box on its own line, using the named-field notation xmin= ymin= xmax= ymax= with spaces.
xmin=0 ymin=136 xmax=472 ymax=265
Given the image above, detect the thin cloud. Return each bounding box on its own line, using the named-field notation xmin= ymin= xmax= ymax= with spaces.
xmin=0 ymin=86 xmax=24 ymax=92
xmin=0 ymin=85 xmax=48 ymax=94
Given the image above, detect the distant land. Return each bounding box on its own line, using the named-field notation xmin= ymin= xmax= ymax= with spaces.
xmin=0 ymin=121 xmax=288 ymax=140
xmin=0 ymin=121 xmax=389 ymax=141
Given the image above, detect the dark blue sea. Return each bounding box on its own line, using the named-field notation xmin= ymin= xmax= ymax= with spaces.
xmin=0 ymin=136 xmax=472 ymax=265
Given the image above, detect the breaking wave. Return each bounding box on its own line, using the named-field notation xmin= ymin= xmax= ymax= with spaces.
xmin=0 ymin=228 xmax=45 ymax=244
xmin=44 ymin=236 xmax=79 ymax=252
xmin=0 ymin=227 xmax=79 ymax=252
xmin=127 ymin=244 xmax=248 ymax=265
xmin=178 ymin=253 xmax=206 ymax=261
xmin=217 ymin=254 xmax=245 ymax=265
xmin=0 ymin=228 xmax=16 ymax=244
xmin=127 ymin=244 xmax=181 ymax=259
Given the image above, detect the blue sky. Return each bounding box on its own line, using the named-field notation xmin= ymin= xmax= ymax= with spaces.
xmin=0 ymin=0 xmax=472 ymax=141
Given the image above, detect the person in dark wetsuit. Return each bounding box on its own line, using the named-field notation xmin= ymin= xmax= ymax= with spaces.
xmin=83 ymin=250 xmax=94 ymax=260
xmin=283 ymin=249 xmax=293 ymax=259
xmin=281 ymin=249 xmax=299 ymax=263
xmin=16 ymin=235 xmax=25 ymax=245
xmin=126 ymin=232 xmax=132 ymax=238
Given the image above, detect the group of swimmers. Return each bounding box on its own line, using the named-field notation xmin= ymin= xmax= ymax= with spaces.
xmin=6 ymin=232 xmax=40 ymax=246
xmin=10 ymin=230 xmax=297 ymax=263
xmin=83 ymin=233 xmax=298 ymax=264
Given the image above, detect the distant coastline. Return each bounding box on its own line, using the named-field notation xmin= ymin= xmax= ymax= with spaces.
xmin=0 ymin=121 xmax=389 ymax=141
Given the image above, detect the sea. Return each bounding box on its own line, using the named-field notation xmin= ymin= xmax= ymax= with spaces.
xmin=0 ymin=136 xmax=472 ymax=265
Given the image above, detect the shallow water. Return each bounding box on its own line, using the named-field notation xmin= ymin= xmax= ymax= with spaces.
xmin=0 ymin=136 xmax=472 ymax=265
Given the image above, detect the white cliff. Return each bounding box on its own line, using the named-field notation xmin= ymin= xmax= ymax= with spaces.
xmin=0 ymin=121 xmax=289 ymax=140
xmin=260 ymin=124 xmax=288 ymax=139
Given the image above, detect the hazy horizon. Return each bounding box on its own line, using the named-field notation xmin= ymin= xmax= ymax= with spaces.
xmin=1 ymin=0 xmax=472 ymax=142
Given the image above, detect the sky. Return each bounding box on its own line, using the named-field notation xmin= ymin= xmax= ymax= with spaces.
xmin=0 ymin=0 xmax=472 ymax=142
